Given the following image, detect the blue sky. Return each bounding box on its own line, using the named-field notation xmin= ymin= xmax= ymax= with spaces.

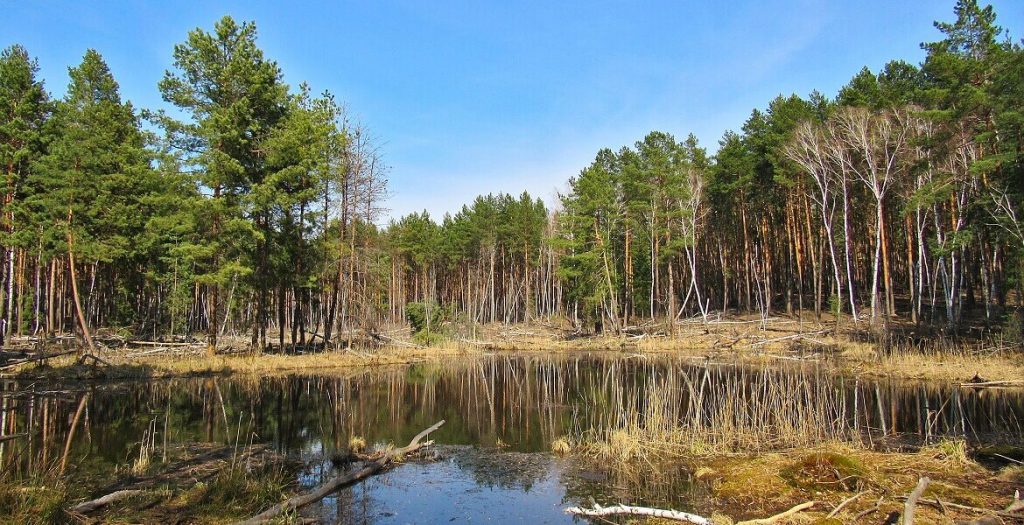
xmin=6 ymin=1 xmax=1023 ymax=221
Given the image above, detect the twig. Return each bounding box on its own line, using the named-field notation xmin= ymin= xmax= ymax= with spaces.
xmin=827 ymin=491 xmax=867 ymax=518
xmin=855 ymin=496 xmax=885 ymax=520
xmin=736 ymin=501 xmax=815 ymax=525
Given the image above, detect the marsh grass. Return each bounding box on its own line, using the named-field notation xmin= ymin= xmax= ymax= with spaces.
xmin=574 ymin=363 xmax=856 ymax=468
xmin=0 ymin=481 xmax=70 ymax=525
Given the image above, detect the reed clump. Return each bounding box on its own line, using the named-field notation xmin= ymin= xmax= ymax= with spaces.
xmin=348 ymin=436 xmax=368 ymax=454
xmin=575 ymin=363 xmax=856 ymax=466
xmin=550 ymin=437 xmax=572 ymax=455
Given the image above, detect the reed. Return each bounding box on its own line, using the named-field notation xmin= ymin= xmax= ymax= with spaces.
xmin=573 ymin=362 xmax=858 ymax=465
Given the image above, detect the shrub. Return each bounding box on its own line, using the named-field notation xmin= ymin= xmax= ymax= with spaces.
xmin=405 ymin=301 xmax=449 ymax=345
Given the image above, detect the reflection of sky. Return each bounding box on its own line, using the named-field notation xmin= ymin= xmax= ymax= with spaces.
xmin=314 ymin=447 xmax=573 ymax=524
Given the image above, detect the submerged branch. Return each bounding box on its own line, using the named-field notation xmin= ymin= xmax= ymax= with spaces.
xmin=234 ymin=420 xmax=445 ymax=525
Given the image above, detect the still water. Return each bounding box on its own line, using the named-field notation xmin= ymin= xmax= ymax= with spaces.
xmin=1 ymin=353 xmax=1022 ymax=523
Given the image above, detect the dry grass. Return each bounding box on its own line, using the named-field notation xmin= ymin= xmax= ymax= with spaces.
xmin=575 ymin=362 xmax=857 ymax=469
xmin=838 ymin=340 xmax=1024 ymax=382
xmin=463 ymin=317 xmax=1024 ymax=384
xmin=347 ymin=436 xmax=367 ymax=454
xmin=10 ymin=345 xmax=472 ymax=380
xmin=706 ymin=441 xmax=1016 ymax=523
xmin=6 ymin=316 xmax=1022 ymax=385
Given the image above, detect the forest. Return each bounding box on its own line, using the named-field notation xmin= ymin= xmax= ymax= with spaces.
xmin=1 ymin=1 xmax=1022 ymax=352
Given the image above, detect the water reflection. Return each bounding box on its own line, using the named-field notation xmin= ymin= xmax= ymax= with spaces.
xmin=0 ymin=354 xmax=1021 ymax=521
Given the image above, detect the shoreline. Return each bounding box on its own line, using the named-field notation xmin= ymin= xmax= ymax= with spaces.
xmin=6 ymin=317 xmax=1023 ymax=385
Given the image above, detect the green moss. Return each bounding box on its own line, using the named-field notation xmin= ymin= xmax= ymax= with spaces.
xmin=780 ymin=452 xmax=865 ymax=491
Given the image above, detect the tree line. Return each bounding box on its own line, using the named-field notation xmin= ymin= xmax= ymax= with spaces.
xmin=1 ymin=2 xmax=1021 ymax=352
xmin=554 ymin=1 xmax=1023 ymax=334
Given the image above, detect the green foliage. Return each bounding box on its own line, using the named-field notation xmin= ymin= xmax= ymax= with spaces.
xmin=406 ymin=300 xmax=449 ymax=345
xmin=32 ymin=49 xmax=153 ymax=262
xmin=1001 ymin=309 xmax=1024 ymax=345
xmin=0 ymin=45 xmax=49 ymax=250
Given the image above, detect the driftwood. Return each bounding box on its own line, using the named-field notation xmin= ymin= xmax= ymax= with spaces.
xmin=234 ymin=420 xmax=445 ymax=525
xmin=564 ymin=501 xmax=815 ymax=525
xmin=903 ymin=477 xmax=930 ymax=525
xmin=68 ymin=489 xmax=146 ymax=514
xmin=564 ymin=504 xmax=712 ymax=524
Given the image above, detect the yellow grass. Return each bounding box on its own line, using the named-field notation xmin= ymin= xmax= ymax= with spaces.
xmin=6 ymin=315 xmax=1023 ymax=384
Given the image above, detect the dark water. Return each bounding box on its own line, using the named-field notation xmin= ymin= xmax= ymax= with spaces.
xmin=1 ymin=353 xmax=1022 ymax=523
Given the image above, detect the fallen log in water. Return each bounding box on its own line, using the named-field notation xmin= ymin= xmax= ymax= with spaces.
xmin=235 ymin=420 xmax=445 ymax=525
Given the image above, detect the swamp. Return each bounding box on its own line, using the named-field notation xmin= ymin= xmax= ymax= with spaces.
xmin=4 ymin=0 xmax=1024 ymax=522
xmin=2 ymin=351 xmax=1023 ymax=523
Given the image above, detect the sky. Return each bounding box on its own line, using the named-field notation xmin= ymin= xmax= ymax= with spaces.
xmin=5 ymin=1 xmax=1023 ymax=222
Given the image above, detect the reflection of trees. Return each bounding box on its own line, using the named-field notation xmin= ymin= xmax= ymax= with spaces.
xmin=2 ymin=355 xmax=1023 ymax=481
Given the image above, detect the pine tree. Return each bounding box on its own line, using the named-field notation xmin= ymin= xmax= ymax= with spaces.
xmin=0 ymin=45 xmax=49 ymax=343
xmin=32 ymin=49 xmax=152 ymax=347
xmin=158 ymin=16 xmax=289 ymax=352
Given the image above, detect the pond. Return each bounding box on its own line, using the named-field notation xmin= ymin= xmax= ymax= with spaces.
xmin=1 ymin=353 xmax=1022 ymax=523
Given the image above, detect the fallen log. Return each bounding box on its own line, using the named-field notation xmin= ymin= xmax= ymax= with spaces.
xmin=564 ymin=504 xmax=711 ymax=524
xmin=76 ymin=353 xmax=112 ymax=367
xmin=903 ymin=477 xmax=930 ymax=525
xmin=0 ymin=349 xmax=78 ymax=371
xmin=127 ymin=340 xmax=200 ymax=347
xmin=750 ymin=330 xmax=829 ymax=347
xmin=68 ymin=489 xmax=146 ymax=514
xmin=564 ymin=501 xmax=816 ymax=525
xmin=959 ymin=380 xmax=1024 ymax=388
xmin=235 ymin=420 xmax=445 ymax=525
